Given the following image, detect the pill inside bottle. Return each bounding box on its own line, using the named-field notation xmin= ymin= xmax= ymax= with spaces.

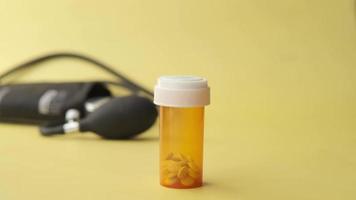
xmin=154 ymin=76 xmax=210 ymax=189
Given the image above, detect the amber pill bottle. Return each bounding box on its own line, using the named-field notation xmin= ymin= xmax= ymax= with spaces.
xmin=154 ymin=76 xmax=210 ymax=189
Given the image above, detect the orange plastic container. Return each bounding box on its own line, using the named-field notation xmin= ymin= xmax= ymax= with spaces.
xmin=154 ymin=76 xmax=210 ymax=189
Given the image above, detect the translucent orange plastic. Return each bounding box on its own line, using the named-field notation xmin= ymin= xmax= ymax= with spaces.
xmin=159 ymin=106 xmax=204 ymax=189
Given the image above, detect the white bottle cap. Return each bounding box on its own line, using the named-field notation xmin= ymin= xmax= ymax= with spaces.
xmin=154 ymin=75 xmax=210 ymax=107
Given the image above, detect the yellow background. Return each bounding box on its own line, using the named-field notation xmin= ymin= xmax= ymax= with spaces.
xmin=0 ymin=0 xmax=355 ymax=199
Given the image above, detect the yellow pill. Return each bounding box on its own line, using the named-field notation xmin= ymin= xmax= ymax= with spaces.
xmin=180 ymin=176 xmax=194 ymax=186
xmin=166 ymin=152 xmax=174 ymax=160
xmin=178 ymin=153 xmax=187 ymax=162
xmin=177 ymin=166 xmax=189 ymax=180
xmin=170 ymin=153 xmax=182 ymax=162
xmin=163 ymin=177 xmax=178 ymax=186
xmin=188 ymin=168 xmax=199 ymax=179
xmin=163 ymin=170 xmax=177 ymax=179
xmin=167 ymin=164 xmax=179 ymax=174
xmin=188 ymin=161 xmax=199 ymax=172
xmin=162 ymin=160 xmax=179 ymax=173
xmin=177 ymin=160 xmax=188 ymax=168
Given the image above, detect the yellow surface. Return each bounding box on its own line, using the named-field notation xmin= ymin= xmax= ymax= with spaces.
xmin=0 ymin=0 xmax=355 ymax=199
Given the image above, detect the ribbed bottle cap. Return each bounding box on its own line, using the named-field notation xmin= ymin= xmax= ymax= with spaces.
xmin=154 ymin=75 xmax=210 ymax=107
